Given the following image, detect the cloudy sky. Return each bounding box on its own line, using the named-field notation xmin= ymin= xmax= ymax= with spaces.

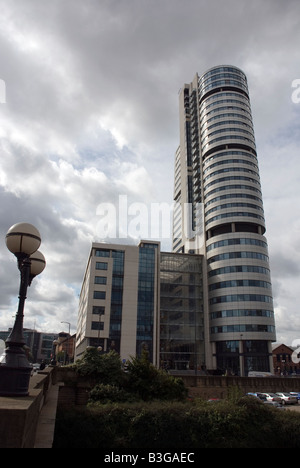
xmin=0 ymin=0 xmax=299 ymax=346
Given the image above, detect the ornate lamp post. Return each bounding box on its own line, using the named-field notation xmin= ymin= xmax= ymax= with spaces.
xmin=0 ymin=223 xmax=46 ymax=397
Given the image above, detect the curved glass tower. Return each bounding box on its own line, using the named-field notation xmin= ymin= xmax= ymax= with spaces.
xmin=173 ymin=65 xmax=276 ymax=375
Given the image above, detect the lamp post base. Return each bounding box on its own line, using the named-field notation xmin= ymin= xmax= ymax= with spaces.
xmin=0 ymin=366 xmax=31 ymax=397
xmin=0 ymin=348 xmax=32 ymax=397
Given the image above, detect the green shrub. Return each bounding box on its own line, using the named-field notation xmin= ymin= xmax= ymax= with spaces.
xmin=124 ymin=349 xmax=187 ymax=401
xmin=53 ymin=397 xmax=300 ymax=449
xmin=88 ymin=383 xmax=136 ymax=404
xmin=73 ymin=347 xmax=187 ymax=404
xmin=71 ymin=348 xmax=123 ymax=385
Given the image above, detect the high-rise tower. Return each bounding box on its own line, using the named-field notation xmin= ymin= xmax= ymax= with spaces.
xmin=173 ymin=65 xmax=276 ymax=375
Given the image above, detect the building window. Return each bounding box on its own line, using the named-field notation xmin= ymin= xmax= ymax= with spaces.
xmin=211 ymin=324 xmax=275 ymax=334
xmin=93 ymin=306 xmax=105 ymax=315
xmin=96 ymin=262 xmax=108 ymax=270
xmin=210 ymin=309 xmax=274 ymax=319
xmin=108 ymin=250 xmax=124 ymax=353
xmin=94 ymin=291 xmax=106 ymax=300
xmin=209 ymin=294 xmax=273 ymax=305
xmin=111 ymin=291 xmax=123 ymax=303
xmin=207 ymin=237 xmax=267 ymax=251
xmin=208 ymin=265 xmax=270 ymax=277
xmin=111 ymin=250 xmax=124 ymax=275
xmin=209 ymin=279 xmax=272 ymax=291
xmin=95 ymin=276 xmax=107 ymax=285
xmin=95 ymin=249 xmax=110 ymax=257
xmin=137 ymin=246 xmax=156 ymax=359
xmin=91 ymin=321 xmax=104 ymax=331
xmin=208 ymin=251 xmax=269 ymax=264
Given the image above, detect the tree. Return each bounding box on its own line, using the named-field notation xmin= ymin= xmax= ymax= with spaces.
xmin=73 ymin=347 xmax=187 ymax=403
xmin=73 ymin=347 xmax=123 ymax=385
xmin=125 ymin=349 xmax=187 ymax=401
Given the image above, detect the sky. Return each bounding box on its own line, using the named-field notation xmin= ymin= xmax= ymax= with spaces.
xmin=0 ymin=0 xmax=299 ymax=346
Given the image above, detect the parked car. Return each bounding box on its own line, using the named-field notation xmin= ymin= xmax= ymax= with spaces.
xmin=261 ymin=393 xmax=282 ymax=404
xmin=276 ymin=392 xmax=298 ymax=405
xmin=248 ymin=371 xmax=274 ymax=377
xmin=247 ymin=392 xmax=267 ymax=401
xmin=247 ymin=393 xmax=282 ymax=408
xmin=289 ymin=392 xmax=300 ymax=401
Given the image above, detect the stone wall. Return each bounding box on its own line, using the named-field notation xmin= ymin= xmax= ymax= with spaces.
xmin=0 ymin=367 xmax=56 ymax=448
xmin=54 ymin=368 xmax=300 ymax=405
xmin=53 ymin=367 xmax=97 ymax=409
xmin=180 ymin=375 xmax=300 ymax=399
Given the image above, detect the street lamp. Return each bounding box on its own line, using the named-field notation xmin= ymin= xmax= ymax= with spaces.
xmin=61 ymin=321 xmax=71 ymax=335
xmin=0 ymin=223 xmax=46 ymax=397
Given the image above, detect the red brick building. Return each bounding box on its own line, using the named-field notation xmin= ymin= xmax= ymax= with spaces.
xmin=54 ymin=332 xmax=76 ymax=364
xmin=272 ymin=343 xmax=300 ymax=375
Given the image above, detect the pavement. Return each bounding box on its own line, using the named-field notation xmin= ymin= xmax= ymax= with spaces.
xmin=286 ymin=404 xmax=300 ymax=412
xmin=34 ymin=384 xmax=59 ymax=449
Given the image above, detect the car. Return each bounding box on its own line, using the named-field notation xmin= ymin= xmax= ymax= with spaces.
xmin=289 ymin=392 xmax=300 ymax=401
xmin=261 ymin=393 xmax=282 ymax=404
xmin=247 ymin=392 xmax=267 ymax=401
xmin=276 ymin=392 xmax=298 ymax=405
xmin=248 ymin=371 xmax=274 ymax=377
xmin=247 ymin=393 xmax=283 ymax=408
xmin=264 ymin=400 xmax=283 ymax=408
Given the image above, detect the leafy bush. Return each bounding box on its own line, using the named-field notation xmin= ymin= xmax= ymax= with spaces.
xmin=71 ymin=347 xmax=123 ymax=385
xmin=54 ymin=347 xmax=300 ymax=449
xmin=53 ymin=397 xmax=300 ymax=449
xmin=73 ymin=347 xmax=187 ymax=403
xmin=124 ymin=349 xmax=187 ymax=401
xmin=88 ymin=384 xmax=136 ymax=404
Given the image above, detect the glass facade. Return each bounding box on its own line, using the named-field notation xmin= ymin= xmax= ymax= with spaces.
xmin=160 ymin=253 xmax=204 ymax=372
xmin=136 ymin=243 xmax=158 ymax=361
xmin=216 ymin=340 xmax=270 ymax=375
xmin=109 ymin=250 xmax=124 ymax=354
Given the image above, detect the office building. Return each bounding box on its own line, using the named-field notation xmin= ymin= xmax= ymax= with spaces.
xmin=76 ymin=241 xmax=161 ymax=364
xmin=75 ymin=241 xmax=204 ymax=371
xmin=0 ymin=329 xmax=58 ymax=363
xmin=172 ymin=65 xmax=276 ymax=374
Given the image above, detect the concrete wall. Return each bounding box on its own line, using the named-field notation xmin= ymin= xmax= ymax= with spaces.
xmin=0 ymin=367 xmax=57 ymax=448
